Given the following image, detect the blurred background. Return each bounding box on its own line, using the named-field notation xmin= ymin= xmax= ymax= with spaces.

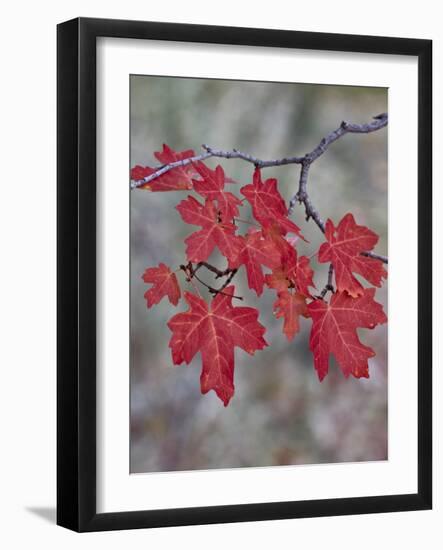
xmin=130 ymin=75 xmax=388 ymax=473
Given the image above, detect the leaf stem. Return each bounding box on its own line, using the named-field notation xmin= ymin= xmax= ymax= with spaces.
xmin=319 ymin=264 xmax=335 ymax=300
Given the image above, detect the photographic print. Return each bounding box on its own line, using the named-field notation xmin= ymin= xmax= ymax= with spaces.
xmin=130 ymin=75 xmax=388 ymax=474
xmin=57 ymin=18 xmax=431 ymax=531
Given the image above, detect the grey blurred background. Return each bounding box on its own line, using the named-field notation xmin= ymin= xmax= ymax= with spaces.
xmin=130 ymin=75 xmax=388 ymax=473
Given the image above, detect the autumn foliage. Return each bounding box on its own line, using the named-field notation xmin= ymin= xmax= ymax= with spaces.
xmin=132 ymin=145 xmax=387 ymax=406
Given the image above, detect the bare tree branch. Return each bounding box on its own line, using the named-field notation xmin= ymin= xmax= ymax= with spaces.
xmin=289 ymin=113 xmax=388 ymax=266
xmin=130 ymin=113 xmax=387 ymax=190
xmin=200 ymin=145 xmax=305 ymax=168
xmin=194 ymin=261 xmax=231 ymax=279
xmin=132 ymin=113 xmax=388 ymax=267
xmin=288 ymin=113 xmax=387 ymax=214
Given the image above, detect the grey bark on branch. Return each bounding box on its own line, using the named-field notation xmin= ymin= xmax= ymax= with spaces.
xmin=131 ymin=113 xmax=388 ymax=266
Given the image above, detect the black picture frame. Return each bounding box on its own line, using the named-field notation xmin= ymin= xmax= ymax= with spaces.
xmin=57 ymin=17 xmax=432 ymax=532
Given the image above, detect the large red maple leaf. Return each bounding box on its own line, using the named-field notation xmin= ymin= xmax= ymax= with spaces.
xmin=273 ymin=290 xmax=308 ymax=341
xmin=230 ymin=229 xmax=282 ymax=295
xmin=142 ymin=263 xmax=181 ymax=307
xmin=131 ymin=144 xmax=198 ymax=191
xmin=167 ymin=286 xmax=268 ymax=405
xmin=240 ymin=168 xmax=304 ymax=237
xmin=318 ymin=213 xmax=387 ymax=297
xmin=176 ymin=196 xmax=242 ymax=263
xmin=308 ymin=288 xmax=387 ymax=381
xmin=192 ymin=162 xmax=242 ymax=220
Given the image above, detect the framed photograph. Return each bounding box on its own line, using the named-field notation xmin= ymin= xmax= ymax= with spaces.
xmin=57 ymin=17 xmax=432 ymax=532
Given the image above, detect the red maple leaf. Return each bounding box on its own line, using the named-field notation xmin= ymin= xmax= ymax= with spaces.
xmin=192 ymin=162 xmax=242 ymax=220
xmin=265 ymin=267 xmax=291 ymax=293
xmin=240 ymin=168 xmax=304 ymax=238
xmin=261 ymin=222 xmax=300 ymax=262
xmin=273 ymin=290 xmax=309 ymax=341
xmin=307 ymin=288 xmax=387 ymax=381
xmin=176 ymin=196 xmax=242 ymax=263
xmin=142 ymin=263 xmax=181 ymax=307
xmin=167 ymin=286 xmax=268 ymax=405
xmin=318 ymin=213 xmax=387 ymax=297
xmin=131 ymin=144 xmax=198 ymax=191
xmin=291 ymin=255 xmax=316 ymax=297
xmin=266 ymin=249 xmax=315 ymax=298
xmin=230 ymin=229 xmax=282 ymax=295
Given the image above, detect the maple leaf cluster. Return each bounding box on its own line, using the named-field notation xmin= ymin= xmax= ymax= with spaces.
xmin=132 ymin=145 xmax=388 ymax=406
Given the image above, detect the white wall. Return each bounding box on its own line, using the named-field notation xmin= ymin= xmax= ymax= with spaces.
xmin=0 ymin=1 xmax=440 ymax=548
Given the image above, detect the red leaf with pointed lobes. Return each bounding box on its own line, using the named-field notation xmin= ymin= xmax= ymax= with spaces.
xmin=130 ymin=165 xmax=155 ymax=182
xmin=273 ymin=290 xmax=309 ymax=341
xmin=266 ymin=248 xmax=315 ymax=298
xmin=318 ymin=213 xmax=387 ymax=297
xmin=291 ymin=256 xmax=316 ymax=297
xmin=230 ymin=229 xmax=282 ymax=295
xmin=240 ymin=169 xmax=305 ymax=239
xmin=154 ymin=144 xmax=195 ymax=166
xmin=176 ymin=196 xmax=242 ymax=263
xmin=192 ymin=163 xmax=242 ymax=220
xmin=142 ymin=263 xmax=181 ymax=307
xmin=261 ymin=222 xmax=302 ymax=264
xmin=265 ymin=267 xmax=290 ymax=293
xmin=167 ymin=286 xmax=268 ymax=406
xmin=130 ymin=144 xmax=198 ymax=191
xmin=175 ymin=195 xmax=209 ymax=226
xmin=308 ymin=288 xmax=387 ymax=381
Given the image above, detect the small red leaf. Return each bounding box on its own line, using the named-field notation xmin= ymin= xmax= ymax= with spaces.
xmin=142 ymin=263 xmax=181 ymax=307
xmin=231 ymin=230 xmax=282 ymax=295
xmin=293 ymin=255 xmax=316 ymax=298
xmin=266 ymin=247 xmax=315 ymax=298
xmin=273 ymin=290 xmax=308 ymax=341
xmin=192 ymin=163 xmax=242 ymax=220
xmin=308 ymin=288 xmax=387 ymax=381
xmin=131 ymin=144 xmax=198 ymax=191
xmin=176 ymin=196 xmax=242 ymax=263
xmin=154 ymin=144 xmax=195 ymax=165
xmin=318 ymin=213 xmax=387 ymax=297
xmin=262 ymin=223 xmax=301 ymax=262
xmin=265 ymin=267 xmax=290 ymax=293
xmin=241 ymin=169 xmax=304 ymax=238
xmin=168 ymin=286 xmax=268 ymax=406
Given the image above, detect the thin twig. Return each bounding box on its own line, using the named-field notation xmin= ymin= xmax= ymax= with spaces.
xmin=196 ymin=262 xmax=221 ymax=278
xmin=195 ymin=261 xmax=234 ymax=279
xmin=218 ymin=268 xmax=238 ymax=292
xmin=179 ymin=264 xmax=203 ymax=298
xmin=319 ymin=264 xmax=335 ymax=299
xmin=130 ymin=113 xmax=387 ymax=191
xmin=361 ymin=251 xmax=388 ymax=264
xmin=201 ymin=145 xmax=305 ymax=168
xmin=183 ymin=263 xmax=243 ymax=300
